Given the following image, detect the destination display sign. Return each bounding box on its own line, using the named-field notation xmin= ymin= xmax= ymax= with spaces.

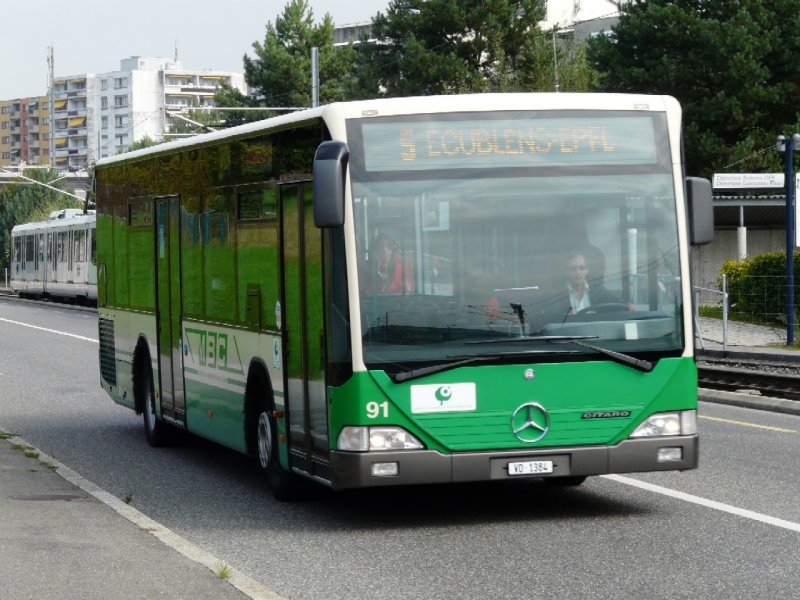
xmin=361 ymin=116 xmax=658 ymax=172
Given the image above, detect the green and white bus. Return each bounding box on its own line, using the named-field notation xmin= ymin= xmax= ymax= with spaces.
xmin=95 ymin=93 xmax=713 ymax=499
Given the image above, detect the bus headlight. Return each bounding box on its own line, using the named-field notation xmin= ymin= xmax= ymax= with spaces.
xmin=629 ymin=410 xmax=697 ymax=438
xmin=338 ymin=426 xmax=424 ymax=451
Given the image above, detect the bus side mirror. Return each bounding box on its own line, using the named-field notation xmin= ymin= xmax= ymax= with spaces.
xmin=686 ymin=176 xmax=713 ymax=245
xmin=313 ymin=141 xmax=349 ymax=228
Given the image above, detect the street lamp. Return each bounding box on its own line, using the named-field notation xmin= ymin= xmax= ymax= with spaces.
xmin=776 ymin=133 xmax=800 ymax=345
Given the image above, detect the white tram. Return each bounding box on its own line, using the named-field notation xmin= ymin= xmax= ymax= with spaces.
xmin=10 ymin=208 xmax=97 ymax=304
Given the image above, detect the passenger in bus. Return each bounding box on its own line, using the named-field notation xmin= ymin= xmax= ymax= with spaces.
xmin=366 ymin=233 xmax=414 ymax=294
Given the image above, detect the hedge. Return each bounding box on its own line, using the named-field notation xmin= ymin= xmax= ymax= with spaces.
xmin=720 ymin=251 xmax=800 ymax=323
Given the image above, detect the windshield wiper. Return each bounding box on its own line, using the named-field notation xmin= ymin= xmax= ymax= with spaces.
xmin=549 ymin=338 xmax=654 ymax=372
xmin=392 ymin=350 xmax=551 ymax=383
xmin=469 ymin=334 xmax=653 ymax=372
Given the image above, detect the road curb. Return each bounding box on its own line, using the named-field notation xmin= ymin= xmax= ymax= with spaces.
xmin=699 ymin=388 xmax=800 ymax=416
xmin=698 ymin=347 xmax=800 ymax=364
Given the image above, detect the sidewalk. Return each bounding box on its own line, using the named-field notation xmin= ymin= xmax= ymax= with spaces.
xmin=696 ymin=316 xmax=800 ymax=358
xmin=0 ymin=432 xmax=280 ymax=600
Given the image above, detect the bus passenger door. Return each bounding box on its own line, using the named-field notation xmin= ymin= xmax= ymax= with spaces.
xmin=154 ymin=195 xmax=186 ymax=425
xmin=279 ymin=182 xmax=330 ymax=481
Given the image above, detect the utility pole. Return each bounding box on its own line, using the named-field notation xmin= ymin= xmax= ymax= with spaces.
xmin=311 ymin=47 xmax=320 ymax=108
xmin=776 ymin=133 xmax=800 ymax=345
xmin=552 ymin=31 xmax=560 ymax=93
xmin=47 ymin=46 xmax=55 ymax=168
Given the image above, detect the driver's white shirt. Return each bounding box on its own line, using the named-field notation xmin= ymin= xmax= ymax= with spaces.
xmin=568 ymin=282 xmax=591 ymax=312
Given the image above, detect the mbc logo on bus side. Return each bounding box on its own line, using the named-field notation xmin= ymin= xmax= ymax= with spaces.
xmin=184 ymin=327 xmax=244 ymax=374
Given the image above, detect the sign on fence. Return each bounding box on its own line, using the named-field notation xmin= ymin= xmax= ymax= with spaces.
xmin=712 ymin=173 xmax=785 ymax=189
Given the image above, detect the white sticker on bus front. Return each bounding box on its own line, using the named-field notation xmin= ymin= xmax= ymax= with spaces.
xmin=410 ymin=383 xmax=476 ymax=413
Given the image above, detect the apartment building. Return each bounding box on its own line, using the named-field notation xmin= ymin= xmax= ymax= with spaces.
xmin=50 ymin=56 xmax=246 ymax=168
xmin=0 ymin=96 xmax=51 ymax=168
xmin=540 ymin=0 xmax=625 ymax=39
xmin=51 ymin=74 xmax=95 ymax=170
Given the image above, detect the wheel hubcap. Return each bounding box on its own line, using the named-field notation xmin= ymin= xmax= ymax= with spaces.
xmin=257 ymin=412 xmax=273 ymax=469
xmin=145 ymin=389 xmax=156 ymax=431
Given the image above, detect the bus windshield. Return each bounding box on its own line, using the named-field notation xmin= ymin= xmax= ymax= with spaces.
xmin=348 ymin=111 xmax=683 ymax=371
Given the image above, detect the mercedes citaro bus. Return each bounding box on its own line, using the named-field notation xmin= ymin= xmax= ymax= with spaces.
xmin=95 ymin=93 xmax=713 ymax=499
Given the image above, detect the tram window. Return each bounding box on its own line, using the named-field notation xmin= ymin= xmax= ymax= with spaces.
xmin=74 ymin=229 xmax=86 ymax=262
xmin=57 ymin=232 xmax=68 ymax=263
xmin=25 ymin=235 xmax=34 ymax=263
xmin=13 ymin=237 xmax=21 ymax=262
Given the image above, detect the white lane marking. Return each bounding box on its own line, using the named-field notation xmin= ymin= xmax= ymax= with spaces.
xmin=0 ymin=316 xmax=98 ymax=343
xmin=0 ymin=430 xmax=285 ymax=600
xmin=700 ymin=414 xmax=797 ymax=434
xmin=604 ymin=474 xmax=800 ymax=533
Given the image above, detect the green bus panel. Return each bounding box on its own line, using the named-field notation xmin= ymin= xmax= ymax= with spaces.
xmin=328 ymin=357 xmax=696 ymax=453
xmin=184 ymin=375 xmax=248 ymax=454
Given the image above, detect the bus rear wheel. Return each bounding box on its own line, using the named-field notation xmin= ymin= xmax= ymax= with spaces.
xmin=256 ymin=408 xmax=301 ymax=501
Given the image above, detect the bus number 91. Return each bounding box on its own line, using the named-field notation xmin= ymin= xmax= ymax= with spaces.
xmin=366 ymin=401 xmax=389 ymax=419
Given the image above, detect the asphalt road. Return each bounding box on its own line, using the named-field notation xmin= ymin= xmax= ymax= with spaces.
xmin=2 ymin=296 xmax=800 ymax=599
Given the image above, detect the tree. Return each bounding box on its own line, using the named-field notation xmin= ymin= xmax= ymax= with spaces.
xmin=0 ymin=168 xmax=81 ymax=269
xmin=126 ymin=135 xmax=160 ymax=152
xmin=237 ymin=0 xmax=354 ymax=114
xmin=348 ymin=0 xmax=590 ymax=98
xmin=587 ymin=0 xmax=800 ymax=178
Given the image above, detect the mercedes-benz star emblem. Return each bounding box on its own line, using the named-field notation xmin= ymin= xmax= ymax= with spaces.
xmin=511 ymin=402 xmax=550 ymax=443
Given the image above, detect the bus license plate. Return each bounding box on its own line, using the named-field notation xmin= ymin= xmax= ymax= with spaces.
xmin=508 ymin=460 xmax=554 ymax=476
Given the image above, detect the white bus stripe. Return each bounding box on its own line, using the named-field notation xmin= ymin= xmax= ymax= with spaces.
xmin=604 ymin=474 xmax=800 ymax=533
xmin=0 ymin=317 xmax=98 ymax=343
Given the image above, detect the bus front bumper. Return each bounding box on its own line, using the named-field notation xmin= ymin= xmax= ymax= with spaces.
xmin=329 ymin=435 xmax=697 ymax=490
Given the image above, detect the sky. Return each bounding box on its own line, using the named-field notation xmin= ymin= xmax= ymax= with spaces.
xmin=1 ymin=0 xmax=388 ymax=100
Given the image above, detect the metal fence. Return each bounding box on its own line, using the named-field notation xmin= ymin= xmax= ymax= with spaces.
xmin=694 ymin=274 xmax=795 ymax=349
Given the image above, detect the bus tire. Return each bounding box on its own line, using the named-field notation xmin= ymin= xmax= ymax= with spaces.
xmin=256 ymin=407 xmax=302 ymax=502
xmin=135 ymin=350 xmax=169 ymax=448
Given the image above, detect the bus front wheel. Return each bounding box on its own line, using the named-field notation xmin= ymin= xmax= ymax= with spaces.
xmin=138 ymin=359 xmax=169 ymax=448
xmin=256 ymin=408 xmax=301 ymax=501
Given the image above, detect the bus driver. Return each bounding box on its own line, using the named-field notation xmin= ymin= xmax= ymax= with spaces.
xmin=562 ymin=250 xmax=630 ymax=314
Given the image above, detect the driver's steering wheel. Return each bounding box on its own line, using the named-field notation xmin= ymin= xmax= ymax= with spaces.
xmin=575 ymin=302 xmax=629 ymax=315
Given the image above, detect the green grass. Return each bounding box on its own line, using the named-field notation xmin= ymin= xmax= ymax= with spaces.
xmin=214 ymin=562 xmax=233 ymax=580
xmin=698 ymin=305 xmax=764 ymax=323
